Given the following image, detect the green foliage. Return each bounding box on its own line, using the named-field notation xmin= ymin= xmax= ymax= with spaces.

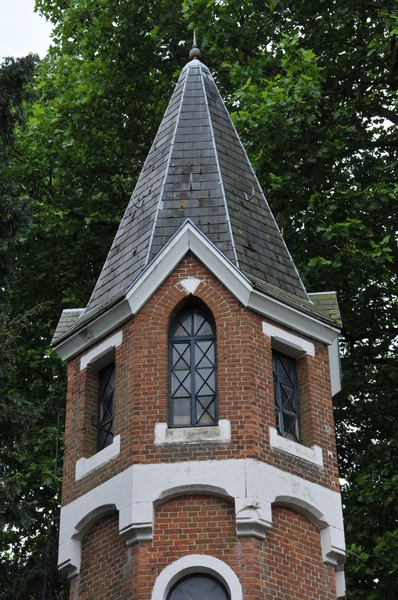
xmin=0 ymin=54 xmax=68 ymax=598
xmin=0 ymin=56 xmax=36 ymax=287
xmin=2 ymin=0 xmax=398 ymax=596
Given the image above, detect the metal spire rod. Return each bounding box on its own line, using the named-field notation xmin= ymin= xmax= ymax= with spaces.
xmin=190 ymin=29 xmax=201 ymax=60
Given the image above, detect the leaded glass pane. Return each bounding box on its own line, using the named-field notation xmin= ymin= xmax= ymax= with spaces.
xmin=194 ymin=311 xmax=213 ymax=336
xmin=195 ymin=369 xmax=216 ymax=395
xmin=193 ymin=311 xmax=206 ymax=335
xmin=172 ymin=343 xmax=190 ymax=370
xmin=196 ymin=340 xmax=215 ymax=367
xmin=173 ymin=397 xmax=191 ymax=425
xmin=283 ymin=412 xmax=298 ymax=440
xmin=278 ymin=358 xmax=295 ymax=386
xmin=172 ymin=370 xmax=191 ymax=396
xmin=173 ymin=313 xmax=192 ymax=337
xmin=197 ymin=396 xmax=216 ymax=424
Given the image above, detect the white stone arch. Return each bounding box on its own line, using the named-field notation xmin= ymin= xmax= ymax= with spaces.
xmin=58 ymin=468 xmax=134 ymax=578
xmin=151 ymin=555 xmax=242 ymax=600
xmin=272 ymin=494 xmax=345 ymax=567
xmin=273 ymin=495 xmax=328 ymax=528
xmin=74 ymin=503 xmax=118 ymax=541
xmin=58 ymin=503 xmax=119 ymax=579
xmin=272 ymin=494 xmax=345 ymax=598
xmin=153 ymin=483 xmax=234 ymax=507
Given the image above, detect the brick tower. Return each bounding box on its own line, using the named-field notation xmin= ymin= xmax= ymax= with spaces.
xmin=52 ymin=45 xmax=345 ymax=600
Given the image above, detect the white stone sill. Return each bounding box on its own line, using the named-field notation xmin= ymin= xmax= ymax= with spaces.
xmin=269 ymin=427 xmax=323 ymax=467
xmin=75 ymin=435 xmax=121 ymax=480
xmin=154 ymin=420 xmax=231 ymax=444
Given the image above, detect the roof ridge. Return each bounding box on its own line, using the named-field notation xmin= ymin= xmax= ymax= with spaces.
xmin=199 ymin=62 xmax=239 ymax=267
xmin=143 ymin=60 xmax=193 ymax=270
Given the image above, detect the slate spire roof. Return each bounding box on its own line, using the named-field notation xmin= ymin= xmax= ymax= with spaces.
xmin=84 ymin=54 xmax=308 ymax=319
xmin=52 ymin=51 xmax=342 ymax=349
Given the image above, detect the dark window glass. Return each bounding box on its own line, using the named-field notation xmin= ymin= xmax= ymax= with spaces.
xmin=273 ymin=350 xmax=301 ymax=443
xmin=97 ymin=362 xmax=115 ymax=451
xmin=169 ymin=307 xmax=217 ymax=427
xmin=167 ymin=574 xmax=230 ymax=600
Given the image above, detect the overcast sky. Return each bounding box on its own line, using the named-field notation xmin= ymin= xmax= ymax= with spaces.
xmin=0 ymin=0 xmax=53 ymax=61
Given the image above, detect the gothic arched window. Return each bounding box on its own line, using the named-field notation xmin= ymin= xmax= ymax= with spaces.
xmin=169 ymin=306 xmax=217 ymax=428
xmin=167 ymin=574 xmax=230 ymax=600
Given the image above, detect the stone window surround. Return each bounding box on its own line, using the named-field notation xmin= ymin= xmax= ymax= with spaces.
xmin=263 ymin=322 xmax=323 ymax=467
xmin=154 ymin=420 xmax=231 ymax=445
xmin=76 ymin=435 xmax=121 ymax=481
xmin=76 ymin=331 xmax=123 ymax=479
xmin=157 ymin=289 xmax=226 ymax=444
xmin=80 ymin=330 xmax=123 ymax=371
xmin=152 ymin=555 xmax=242 ymax=600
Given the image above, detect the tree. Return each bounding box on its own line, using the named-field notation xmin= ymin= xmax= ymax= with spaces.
xmin=3 ymin=0 xmax=398 ymax=596
xmin=0 ymin=56 xmax=35 ymax=289
xmin=0 ymin=55 xmax=67 ymax=598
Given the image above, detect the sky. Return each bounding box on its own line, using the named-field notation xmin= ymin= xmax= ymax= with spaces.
xmin=0 ymin=0 xmax=53 ymax=61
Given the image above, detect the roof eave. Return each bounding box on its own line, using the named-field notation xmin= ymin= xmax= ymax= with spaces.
xmin=52 ymin=299 xmax=132 ymax=362
xmin=52 ymin=221 xmax=340 ymax=362
xmin=248 ymin=289 xmax=340 ymax=345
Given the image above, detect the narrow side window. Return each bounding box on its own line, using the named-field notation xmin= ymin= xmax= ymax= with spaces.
xmin=97 ymin=362 xmax=115 ymax=451
xmin=169 ymin=306 xmax=217 ymax=428
xmin=272 ymin=350 xmax=301 ymax=443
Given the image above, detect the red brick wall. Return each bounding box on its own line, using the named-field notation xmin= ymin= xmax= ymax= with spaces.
xmin=61 ymin=253 xmax=340 ymax=506
xmin=70 ymin=495 xmax=335 ymax=599
xmin=69 ymin=513 xmax=131 ymax=600
xmin=265 ymin=507 xmax=336 ymax=599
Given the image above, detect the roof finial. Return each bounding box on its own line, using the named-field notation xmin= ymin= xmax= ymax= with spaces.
xmin=189 ymin=29 xmax=202 ymax=61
